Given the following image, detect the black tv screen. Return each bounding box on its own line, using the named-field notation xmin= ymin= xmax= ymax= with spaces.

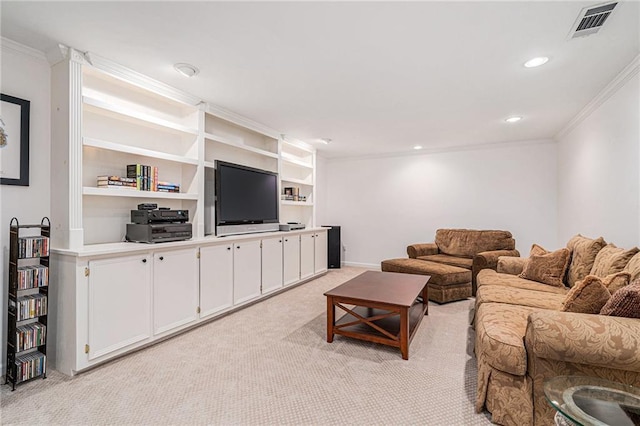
xmin=215 ymin=161 xmax=279 ymax=224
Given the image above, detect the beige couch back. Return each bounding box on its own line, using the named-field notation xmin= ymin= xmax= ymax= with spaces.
xmin=435 ymin=229 xmax=515 ymax=258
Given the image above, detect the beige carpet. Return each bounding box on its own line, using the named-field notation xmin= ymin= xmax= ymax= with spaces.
xmin=1 ymin=267 xmax=491 ymax=425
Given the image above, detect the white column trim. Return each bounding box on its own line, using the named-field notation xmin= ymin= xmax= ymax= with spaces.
xmin=68 ymin=54 xmax=84 ymax=249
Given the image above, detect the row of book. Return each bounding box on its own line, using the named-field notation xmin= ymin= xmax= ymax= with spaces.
xmin=14 ymin=352 xmax=46 ymax=383
xmin=15 ymin=323 xmax=46 ymax=352
xmin=16 ymin=265 xmax=49 ymax=290
xmin=127 ymin=164 xmax=159 ymax=191
xmin=97 ymin=168 xmax=181 ymax=193
xmin=281 ymin=194 xmax=308 ymax=202
xmin=97 ymin=176 xmax=137 ymax=189
xmin=18 ymin=236 xmax=49 ymax=258
xmin=12 ymin=294 xmax=48 ymax=321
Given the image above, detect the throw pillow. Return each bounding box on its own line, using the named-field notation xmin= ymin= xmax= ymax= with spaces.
xmin=590 ymin=244 xmax=640 ymax=278
xmin=565 ymin=234 xmax=607 ymax=288
xmin=562 ymin=276 xmax=611 ymax=314
xmin=529 ymin=243 xmax=548 ymax=256
xmin=624 ymin=252 xmax=640 ymax=282
xmin=601 ymin=271 xmax=631 ymax=294
xmin=519 ymin=245 xmax=570 ymax=287
xmin=600 ymin=279 xmax=640 ymax=318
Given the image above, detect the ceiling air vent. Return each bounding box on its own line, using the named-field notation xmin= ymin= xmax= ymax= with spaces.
xmin=569 ymin=2 xmax=618 ymax=38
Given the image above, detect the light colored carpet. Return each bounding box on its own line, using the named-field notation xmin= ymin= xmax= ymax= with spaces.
xmin=1 ymin=267 xmax=492 ymax=425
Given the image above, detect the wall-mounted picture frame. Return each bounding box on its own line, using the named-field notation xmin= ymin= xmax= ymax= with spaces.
xmin=1 ymin=93 xmax=30 ymax=186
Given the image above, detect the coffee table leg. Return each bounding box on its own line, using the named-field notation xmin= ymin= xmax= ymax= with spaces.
xmin=400 ymin=306 xmax=409 ymax=360
xmin=327 ymin=296 xmax=335 ymax=343
xmin=423 ymin=284 xmax=429 ymax=315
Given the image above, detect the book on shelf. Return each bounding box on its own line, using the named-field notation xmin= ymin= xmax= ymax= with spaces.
xmin=126 ymin=164 xmax=160 ymax=191
xmin=157 ymin=181 xmax=180 ymax=193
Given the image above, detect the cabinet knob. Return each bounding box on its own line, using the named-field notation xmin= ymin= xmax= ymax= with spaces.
xmin=279 ymin=240 xmax=282 ymax=243
xmin=142 ymin=259 xmax=147 ymax=263
xmin=237 ymin=246 xmax=240 ymax=249
xmin=285 ymin=239 xmax=288 ymax=242
xmin=227 ymin=247 xmax=231 ymax=251
xmin=159 ymin=256 xmax=164 ymax=261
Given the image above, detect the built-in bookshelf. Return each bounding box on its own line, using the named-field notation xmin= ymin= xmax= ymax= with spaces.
xmin=52 ymin=49 xmax=320 ymax=249
xmin=5 ymin=217 xmax=50 ymax=390
xmin=280 ymin=140 xmax=315 ymax=227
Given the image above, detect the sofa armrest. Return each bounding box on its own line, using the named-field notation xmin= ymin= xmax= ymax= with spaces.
xmin=471 ymin=249 xmax=520 ymax=295
xmin=525 ymin=310 xmax=640 ymax=372
xmin=497 ymin=256 xmax=528 ymax=275
xmin=407 ymin=243 xmax=438 ymax=258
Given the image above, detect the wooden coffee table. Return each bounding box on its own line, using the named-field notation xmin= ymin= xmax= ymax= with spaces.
xmin=324 ymin=270 xmax=429 ymax=360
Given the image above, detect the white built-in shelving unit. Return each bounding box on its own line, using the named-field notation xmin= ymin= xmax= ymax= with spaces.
xmin=49 ymin=46 xmax=327 ymax=376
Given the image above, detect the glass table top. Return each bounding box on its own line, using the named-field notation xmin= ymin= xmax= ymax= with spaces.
xmin=544 ymin=376 xmax=640 ymax=426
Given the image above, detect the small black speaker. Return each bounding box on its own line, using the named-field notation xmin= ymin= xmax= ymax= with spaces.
xmin=325 ymin=225 xmax=341 ymax=269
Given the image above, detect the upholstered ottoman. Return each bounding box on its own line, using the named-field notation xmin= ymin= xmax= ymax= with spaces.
xmin=381 ymin=258 xmax=472 ymax=303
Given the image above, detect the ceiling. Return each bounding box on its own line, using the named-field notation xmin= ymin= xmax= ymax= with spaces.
xmin=2 ymin=1 xmax=639 ymax=158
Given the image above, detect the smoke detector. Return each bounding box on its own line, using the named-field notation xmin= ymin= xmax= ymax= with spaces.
xmin=568 ymin=2 xmax=618 ymax=39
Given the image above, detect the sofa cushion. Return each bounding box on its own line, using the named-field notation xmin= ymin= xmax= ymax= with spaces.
xmin=590 ymin=244 xmax=640 ymax=277
xmin=417 ymin=254 xmax=473 ymax=269
xmin=477 ymin=269 xmax=569 ymax=295
xmin=565 ymin=234 xmax=607 ymax=287
xmin=624 ymin=252 xmax=640 ymax=282
xmin=476 ymin=285 xmax=565 ymax=310
xmin=519 ymin=246 xmax=570 ymax=287
xmin=561 ymin=275 xmax=611 ymax=314
xmin=600 ymin=280 xmax=640 ymax=318
xmin=476 ymin=303 xmax=537 ymax=376
xmin=434 ymin=229 xmax=515 ymax=258
xmin=496 ymin=256 xmax=527 ymax=275
xmin=602 ymin=271 xmax=631 ymax=294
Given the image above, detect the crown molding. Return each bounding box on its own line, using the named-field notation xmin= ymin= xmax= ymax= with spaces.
xmin=0 ymin=37 xmax=47 ymax=61
xmin=83 ymin=51 xmax=202 ymax=107
xmin=555 ymin=54 xmax=640 ymax=141
xmin=205 ymin=103 xmax=281 ymax=140
xmin=325 ymin=138 xmax=555 ymax=163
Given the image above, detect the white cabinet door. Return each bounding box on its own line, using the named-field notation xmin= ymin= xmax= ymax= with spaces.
xmin=88 ymin=255 xmax=151 ymax=360
xmin=300 ymin=233 xmax=315 ymax=280
xmin=314 ymin=230 xmax=328 ymax=273
xmin=153 ymin=247 xmax=199 ymax=335
xmin=262 ymin=237 xmax=283 ymax=294
xmin=199 ymin=244 xmax=234 ymax=318
xmin=283 ymin=234 xmax=301 ymax=286
xmin=233 ymin=240 xmax=262 ymax=305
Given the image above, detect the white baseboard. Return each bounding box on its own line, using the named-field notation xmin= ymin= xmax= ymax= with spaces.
xmin=342 ymin=261 xmax=381 ymax=270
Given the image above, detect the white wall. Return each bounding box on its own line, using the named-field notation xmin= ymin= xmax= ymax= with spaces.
xmin=557 ymin=64 xmax=640 ymax=248
xmin=320 ymin=141 xmax=558 ymax=268
xmin=0 ymin=39 xmax=51 ymax=372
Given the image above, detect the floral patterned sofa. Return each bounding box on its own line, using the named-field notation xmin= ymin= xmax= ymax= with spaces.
xmin=473 ymin=234 xmax=640 ymax=426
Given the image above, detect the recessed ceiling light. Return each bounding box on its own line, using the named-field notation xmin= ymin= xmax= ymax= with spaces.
xmin=505 ymin=116 xmax=522 ymax=123
xmin=413 ymin=145 xmax=423 ymax=150
xmin=524 ymin=57 xmax=549 ymax=68
xmin=174 ymin=63 xmax=200 ymax=77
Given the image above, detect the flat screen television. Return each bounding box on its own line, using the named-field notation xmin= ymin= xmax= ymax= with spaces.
xmin=215 ymin=160 xmax=280 ymax=236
